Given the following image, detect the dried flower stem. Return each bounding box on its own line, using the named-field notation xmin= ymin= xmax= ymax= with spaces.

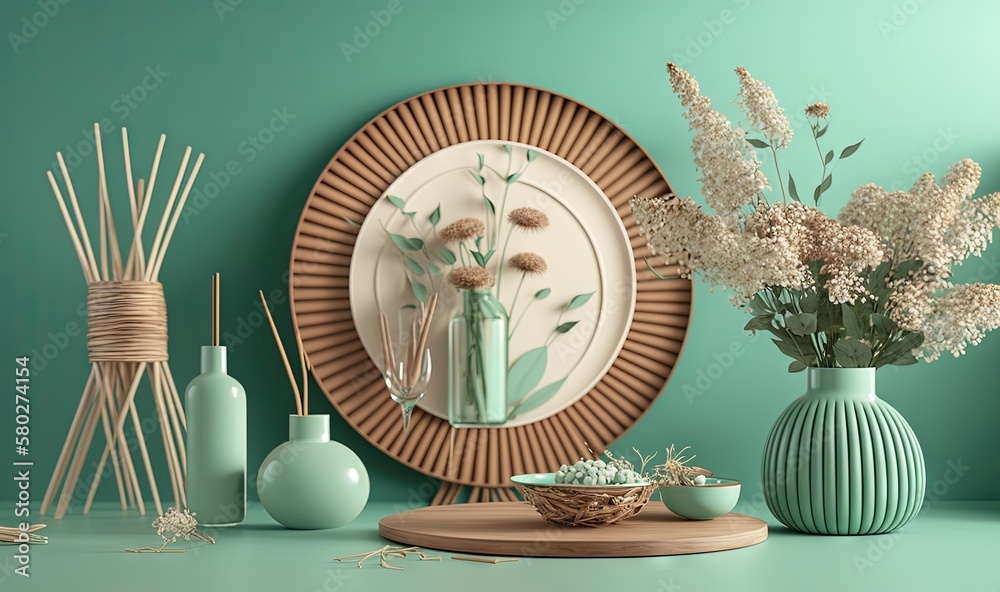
xmin=126 ymin=507 xmax=214 ymax=553
xmin=770 ymin=145 xmax=787 ymax=203
xmin=653 ymin=445 xmax=701 ymax=486
xmin=811 ymin=122 xmax=828 ymax=196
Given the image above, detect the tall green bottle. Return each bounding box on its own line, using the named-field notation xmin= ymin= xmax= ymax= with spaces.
xmin=185 ymin=345 xmax=247 ymax=526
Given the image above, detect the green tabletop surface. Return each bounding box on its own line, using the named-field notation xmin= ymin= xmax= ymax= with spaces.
xmin=2 ymin=501 xmax=998 ymax=592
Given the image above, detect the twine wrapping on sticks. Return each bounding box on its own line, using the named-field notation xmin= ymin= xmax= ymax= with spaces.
xmin=87 ymin=281 xmax=168 ymax=362
xmin=41 ymin=123 xmax=204 ymax=520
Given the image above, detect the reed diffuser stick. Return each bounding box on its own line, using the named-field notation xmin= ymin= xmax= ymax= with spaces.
xmin=304 ymin=353 xmax=311 ymax=415
xmin=211 ymin=273 xmax=219 ymax=346
xmin=86 ymin=365 xmax=126 ymax=509
xmin=107 ymin=365 xmax=141 ymax=508
xmin=160 ymin=367 xmax=186 ymax=479
xmin=151 ymin=363 xmax=184 ymax=508
xmin=145 ymin=147 xmax=192 ymax=283
xmin=56 ymin=152 xmax=100 ymax=281
xmin=46 ymin=172 xmax=95 ymax=283
xmin=379 ymin=313 xmax=396 ymax=381
xmin=54 ymin=379 xmax=105 ymax=518
xmin=123 ymin=388 xmax=154 ymax=516
xmin=99 ymin=197 xmax=108 ymax=281
xmin=294 ymin=328 xmax=309 ymax=415
xmin=38 ymin=368 xmax=96 ymax=515
xmin=407 ymin=293 xmax=438 ymax=387
xmin=133 ymin=179 xmax=146 ymax=280
xmin=259 ymin=291 xmax=303 ymax=415
xmin=122 ymin=128 xmax=138 ymax=228
xmin=162 ymin=361 xmax=187 ymax=431
xmin=94 ymin=124 xmax=124 ymax=280
xmin=115 ymin=362 xmax=163 ymax=516
xmin=124 ymin=135 xmax=165 ymax=278
xmin=148 ymin=153 xmax=204 ymax=281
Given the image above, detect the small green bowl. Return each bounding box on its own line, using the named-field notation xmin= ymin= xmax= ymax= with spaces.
xmin=659 ymin=478 xmax=741 ymax=520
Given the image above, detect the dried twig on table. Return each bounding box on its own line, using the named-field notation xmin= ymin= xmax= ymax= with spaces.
xmin=0 ymin=524 xmax=48 ymax=545
xmin=451 ymin=556 xmax=519 ymax=564
xmin=333 ymin=545 xmax=442 ymax=570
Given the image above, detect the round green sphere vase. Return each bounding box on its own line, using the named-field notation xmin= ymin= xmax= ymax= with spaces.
xmin=762 ymin=368 xmax=925 ymax=535
xmin=257 ymin=414 xmax=370 ymax=530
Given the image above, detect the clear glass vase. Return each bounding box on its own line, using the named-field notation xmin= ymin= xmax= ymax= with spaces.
xmin=448 ymin=289 xmax=508 ymax=427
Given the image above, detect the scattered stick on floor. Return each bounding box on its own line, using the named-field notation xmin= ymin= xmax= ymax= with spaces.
xmin=0 ymin=524 xmax=48 ymax=545
xmin=334 ymin=545 xmax=442 ymax=570
xmin=451 ymin=556 xmax=519 ymax=564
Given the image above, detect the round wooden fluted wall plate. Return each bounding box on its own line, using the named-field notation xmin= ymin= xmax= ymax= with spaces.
xmin=289 ymin=82 xmax=691 ymax=489
xmin=379 ymin=502 xmax=767 ymax=557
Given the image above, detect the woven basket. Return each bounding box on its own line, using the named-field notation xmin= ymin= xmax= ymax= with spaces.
xmin=516 ymin=483 xmax=656 ymax=527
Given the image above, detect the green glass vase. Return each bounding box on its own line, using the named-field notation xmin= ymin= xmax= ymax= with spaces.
xmin=257 ymin=414 xmax=370 ymax=530
xmin=762 ymin=367 xmax=925 ymax=535
xmin=448 ymin=288 xmax=508 ymax=427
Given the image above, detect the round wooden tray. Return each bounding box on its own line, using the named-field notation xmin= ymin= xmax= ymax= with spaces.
xmin=379 ymin=502 xmax=767 ymax=557
xmin=289 ymin=82 xmax=691 ymax=490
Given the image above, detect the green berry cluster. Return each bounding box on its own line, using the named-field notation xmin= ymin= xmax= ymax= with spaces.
xmin=554 ymin=458 xmax=644 ymax=486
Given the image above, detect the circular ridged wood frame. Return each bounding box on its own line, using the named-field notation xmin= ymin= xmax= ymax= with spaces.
xmin=289 ymin=83 xmax=690 ymax=489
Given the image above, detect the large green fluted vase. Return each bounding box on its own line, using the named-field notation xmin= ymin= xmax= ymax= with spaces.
xmin=762 ymin=368 xmax=925 ymax=535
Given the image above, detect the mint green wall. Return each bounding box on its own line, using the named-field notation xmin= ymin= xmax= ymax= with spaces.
xmin=2 ymin=0 xmax=998 ymax=505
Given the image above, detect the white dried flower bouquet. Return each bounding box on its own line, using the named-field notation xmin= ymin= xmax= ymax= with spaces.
xmin=631 ymin=64 xmax=1000 ymax=369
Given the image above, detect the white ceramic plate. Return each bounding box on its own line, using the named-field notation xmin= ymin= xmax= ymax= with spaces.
xmin=349 ymin=140 xmax=636 ymax=427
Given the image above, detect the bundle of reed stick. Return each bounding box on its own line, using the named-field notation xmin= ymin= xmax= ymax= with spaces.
xmin=41 ymin=123 xmax=205 ymax=519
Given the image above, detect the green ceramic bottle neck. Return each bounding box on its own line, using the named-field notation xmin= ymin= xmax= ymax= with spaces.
xmin=807 ymin=367 xmax=876 ymax=401
xmin=200 ymin=346 xmax=228 ymax=374
xmin=289 ymin=414 xmax=330 ymax=443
